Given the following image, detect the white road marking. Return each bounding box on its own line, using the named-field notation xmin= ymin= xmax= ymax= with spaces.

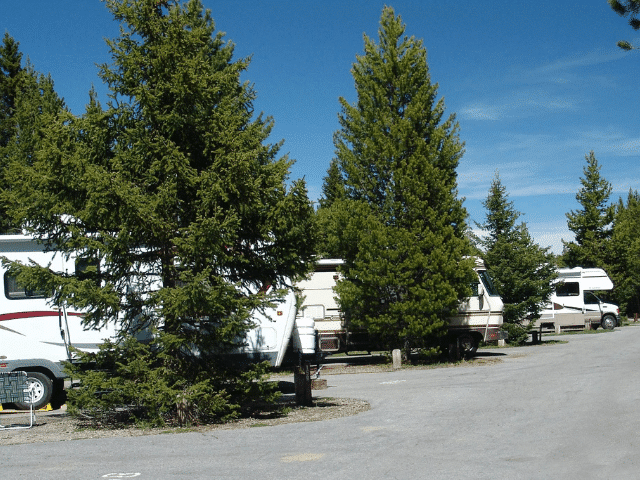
xmin=102 ymin=474 xmax=141 ymax=478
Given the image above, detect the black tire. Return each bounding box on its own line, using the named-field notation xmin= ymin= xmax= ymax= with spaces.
xmin=601 ymin=315 xmax=616 ymax=331
xmin=459 ymin=334 xmax=478 ymax=359
xmin=50 ymin=378 xmax=67 ymax=410
xmin=14 ymin=372 xmax=53 ymax=410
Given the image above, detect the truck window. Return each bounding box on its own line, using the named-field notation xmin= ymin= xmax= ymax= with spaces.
xmin=4 ymin=273 xmax=46 ymax=300
xmin=477 ymin=270 xmax=500 ymax=296
xmin=556 ymin=281 xmax=579 ymax=296
xmin=584 ymin=291 xmax=600 ymax=305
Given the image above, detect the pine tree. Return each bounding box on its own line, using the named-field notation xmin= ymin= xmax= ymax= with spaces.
xmin=478 ymin=173 xmax=556 ymax=344
xmin=0 ymin=33 xmax=23 ymax=149
xmin=0 ymin=33 xmax=65 ymax=233
xmin=562 ymin=151 xmax=613 ymax=268
xmin=608 ymin=190 xmax=640 ymax=315
xmin=329 ymin=7 xmax=475 ymax=354
xmin=315 ymin=159 xmax=347 ymax=257
xmin=318 ymin=158 xmax=345 ymax=209
xmin=4 ymin=0 xmax=317 ymax=424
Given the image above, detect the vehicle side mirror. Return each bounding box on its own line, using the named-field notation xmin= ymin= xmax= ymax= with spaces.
xmin=477 ymin=284 xmax=484 ymax=297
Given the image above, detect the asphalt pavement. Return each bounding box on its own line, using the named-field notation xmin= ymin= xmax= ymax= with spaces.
xmin=2 ymin=327 xmax=640 ymax=479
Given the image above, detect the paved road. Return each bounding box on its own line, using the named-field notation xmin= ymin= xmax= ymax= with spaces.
xmin=2 ymin=327 xmax=640 ymax=479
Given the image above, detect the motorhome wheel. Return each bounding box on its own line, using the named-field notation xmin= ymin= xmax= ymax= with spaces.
xmin=14 ymin=372 xmax=53 ymax=410
xmin=459 ymin=334 xmax=478 ymax=359
xmin=601 ymin=315 xmax=616 ymax=330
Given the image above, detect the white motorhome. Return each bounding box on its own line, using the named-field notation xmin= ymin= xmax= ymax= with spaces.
xmin=296 ymin=258 xmax=504 ymax=358
xmin=535 ymin=267 xmax=620 ymax=331
xmin=0 ymin=235 xmax=315 ymax=410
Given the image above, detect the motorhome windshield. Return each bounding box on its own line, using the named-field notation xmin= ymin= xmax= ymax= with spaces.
xmin=584 ymin=291 xmax=602 ymax=305
xmin=478 ymin=270 xmax=500 ymax=297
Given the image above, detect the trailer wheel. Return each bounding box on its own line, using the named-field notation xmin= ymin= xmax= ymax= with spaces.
xmin=14 ymin=372 xmax=53 ymax=410
xmin=458 ymin=334 xmax=478 ymax=359
xmin=601 ymin=315 xmax=616 ymax=331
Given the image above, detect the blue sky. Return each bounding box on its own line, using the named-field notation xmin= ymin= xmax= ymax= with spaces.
xmin=2 ymin=1 xmax=639 ymax=254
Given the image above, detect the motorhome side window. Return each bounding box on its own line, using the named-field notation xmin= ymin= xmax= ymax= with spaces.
xmin=4 ymin=273 xmax=46 ymax=300
xmin=75 ymin=257 xmax=100 ymax=283
xmin=556 ymin=281 xmax=579 ymax=297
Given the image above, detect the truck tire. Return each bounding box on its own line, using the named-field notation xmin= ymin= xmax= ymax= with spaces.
xmin=459 ymin=334 xmax=478 ymax=359
xmin=601 ymin=315 xmax=616 ymax=331
xmin=14 ymin=372 xmax=53 ymax=410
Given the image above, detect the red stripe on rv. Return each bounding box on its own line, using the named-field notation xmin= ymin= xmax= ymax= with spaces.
xmin=0 ymin=311 xmax=83 ymax=321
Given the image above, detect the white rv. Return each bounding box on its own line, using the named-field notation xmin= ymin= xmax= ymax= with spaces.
xmin=0 ymin=235 xmax=111 ymax=409
xmin=536 ymin=267 xmax=620 ymax=331
xmin=234 ymin=284 xmax=316 ymax=367
xmin=296 ymin=258 xmax=504 ymax=358
xmin=0 ymin=235 xmax=315 ymax=410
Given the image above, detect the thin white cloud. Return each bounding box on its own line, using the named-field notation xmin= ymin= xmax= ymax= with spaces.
xmin=529 ymin=223 xmax=572 ymax=255
xmin=472 ymin=219 xmax=571 ymax=255
xmin=461 ymin=181 xmax=576 ymax=200
xmin=570 ymin=127 xmax=640 ymax=158
xmin=531 ymin=48 xmax=631 ymax=78
xmin=458 ymin=104 xmax=502 ymax=121
xmin=605 ymin=137 xmax=640 ymax=156
xmin=459 ymin=90 xmax=576 ymax=121
xmin=458 ymin=46 xmax=632 ymax=123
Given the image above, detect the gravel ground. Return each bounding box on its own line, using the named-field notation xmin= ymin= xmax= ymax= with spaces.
xmin=0 ymin=396 xmax=370 ymax=446
xmin=0 ymin=353 xmax=503 ymax=446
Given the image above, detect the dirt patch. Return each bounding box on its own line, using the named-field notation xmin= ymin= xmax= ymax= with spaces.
xmin=0 ymin=397 xmax=370 ymax=446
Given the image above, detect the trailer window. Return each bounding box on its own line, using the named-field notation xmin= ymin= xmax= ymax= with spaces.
xmin=4 ymin=274 xmax=46 ymax=300
xmin=556 ymin=281 xmax=579 ymax=297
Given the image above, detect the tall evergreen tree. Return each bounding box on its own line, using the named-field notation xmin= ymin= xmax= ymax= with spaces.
xmin=4 ymin=0 xmax=316 ymax=424
xmin=562 ymin=151 xmax=613 ymax=268
xmin=477 ymin=173 xmax=556 ymax=343
xmin=0 ymin=33 xmax=65 ymax=233
xmin=608 ymin=190 xmax=640 ymax=315
xmin=318 ymin=158 xmax=345 ymax=209
xmin=328 ymin=7 xmax=475 ymax=354
xmin=0 ymin=33 xmax=24 ymax=150
xmin=315 ymin=158 xmax=347 ymax=257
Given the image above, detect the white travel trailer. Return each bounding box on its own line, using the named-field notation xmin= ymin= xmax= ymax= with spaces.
xmin=296 ymin=258 xmax=504 ymax=358
xmin=235 ymin=284 xmax=316 ymax=367
xmin=0 ymin=235 xmax=315 ymax=410
xmin=536 ymin=267 xmax=620 ymax=331
xmin=0 ymin=235 xmax=111 ymax=410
